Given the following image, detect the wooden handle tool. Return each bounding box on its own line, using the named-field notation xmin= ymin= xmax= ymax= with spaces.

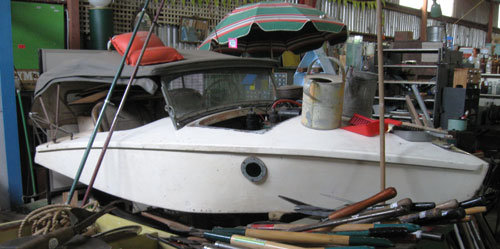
xmin=398 ymin=199 xmax=459 ymax=224
xmin=459 ymin=196 xmax=486 ymax=209
xmin=465 ymin=206 xmax=487 ymax=215
xmin=327 ymin=187 xmax=397 ymax=220
xmin=435 ymin=199 xmax=459 ymax=210
xmin=359 ymin=198 xmax=412 ymax=216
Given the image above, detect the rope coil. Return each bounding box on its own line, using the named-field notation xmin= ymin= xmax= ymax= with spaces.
xmin=18 ymin=201 xmax=98 ymax=238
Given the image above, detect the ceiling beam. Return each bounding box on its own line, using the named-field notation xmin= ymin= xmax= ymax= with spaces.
xmin=420 ymin=0 xmax=428 ymax=42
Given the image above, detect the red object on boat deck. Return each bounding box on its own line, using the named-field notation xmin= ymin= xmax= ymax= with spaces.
xmin=342 ymin=114 xmax=401 ymax=137
xmin=111 ymin=31 xmax=184 ymax=66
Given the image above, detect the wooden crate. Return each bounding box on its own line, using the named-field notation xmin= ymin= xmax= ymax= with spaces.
xmin=453 ymin=68 xmax=481 ymax=88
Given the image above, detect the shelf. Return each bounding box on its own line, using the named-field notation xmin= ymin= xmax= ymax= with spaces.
xmin=372 ymin=114 xmax=412 ymax=120
xmin=480 ymin=94 xmax=500 ymax=98
xmin=481 ymin=74 xmax=500 ymax=78
xmin=383 ymin=65 xmax=438 ymax=69
xmin=384 ymin=80 xmax=436 ymax=85
xmin=375 ymin=96 xmax=434 ymax=102
xmin=383 ymin=48 xmax=440 ymax=53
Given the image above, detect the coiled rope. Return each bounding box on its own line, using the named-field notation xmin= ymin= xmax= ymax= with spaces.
xmin=18 ymin=201 xmax=98 ymax=238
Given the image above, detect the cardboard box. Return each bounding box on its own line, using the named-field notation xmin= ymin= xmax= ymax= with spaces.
xmin=395 ymin=31 xmax=414 ymax=41
xmin=453 ymin=68 xmax=481 ymax=88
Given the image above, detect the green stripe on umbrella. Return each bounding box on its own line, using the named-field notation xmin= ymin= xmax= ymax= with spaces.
xmin=199 ymin=1 xmax=347 ymax=57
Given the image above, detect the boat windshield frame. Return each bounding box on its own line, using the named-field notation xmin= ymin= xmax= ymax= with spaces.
xmin=160 ymin=67 xmax=278 ymax=129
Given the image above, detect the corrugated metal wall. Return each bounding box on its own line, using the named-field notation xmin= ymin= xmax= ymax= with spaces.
xmin=155 ymin=0 xmax=298 ymax=50
xmin=428 ymin=19 xmax=486 ymax=48
xmin=318 ymin=0 xmax=488 ymax=48
xmin=154 ymin=0 xmax=489 ymax=50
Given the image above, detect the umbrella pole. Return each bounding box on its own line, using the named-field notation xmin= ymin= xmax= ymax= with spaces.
xmin=376 ymin=0 xmax=386 ymax=191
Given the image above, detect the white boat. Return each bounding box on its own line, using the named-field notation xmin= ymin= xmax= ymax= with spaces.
xmin=32 ymin=49 xmax=488 ymax=214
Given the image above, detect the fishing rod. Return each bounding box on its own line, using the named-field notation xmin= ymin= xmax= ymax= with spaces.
xmin=81 ymin=0 xmax=167 ymax=205
xmin=65 ymin=0 xmax=152 ymax=204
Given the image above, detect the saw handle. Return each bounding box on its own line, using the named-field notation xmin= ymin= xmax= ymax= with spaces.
xmin=327 ymin=187 xmax=397 ymax=220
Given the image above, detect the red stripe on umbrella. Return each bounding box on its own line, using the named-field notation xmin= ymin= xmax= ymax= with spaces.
xmin=231 ymin=3 xmax=313 ymax=13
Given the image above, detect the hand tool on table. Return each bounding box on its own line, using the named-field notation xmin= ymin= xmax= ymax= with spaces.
xmin=326 ymin=227 xmax=410 ymax=238
xmin=91 ymin=225 xmax=142 ymax=243
xmin=278 ymin=195 xmax=334 ymax=217
xmin=288 ymin=206 xmax=408 ymax=232
xmin=141 ymin=211 xmax=206 ymax=236
xmin=401 ymin=208 xmax=466 ymax=225
xmin=358 ymin=198 xmax=412 ymax=216
xmin=10 ymin=202 xmax=117 ymax=249
xmin=214 ymin=241 xmax=252 ymax=249
xmin=459 ymin=196 xmax=487 ymax=208
xmin=325 ymin=187 xmax=397 ymax=221
xmin=398 ymin=199 xmax=459 ymax=224
xmin=248 ymin=223 xmax=420 ymax=233
xmin=366 ymin=201 xmax=435 ymax=212
xmin=411 ymin=202 xmax=436 ymax=211
xmin=464 ymin=206 xmax=487 ymax=215
xmin=209 ymin=228 xmax=393 ymax=247
xmin=205 ymin=243 xmax=377 ymax=249
xmin=204 ymin=232 xmax=380 ymax=249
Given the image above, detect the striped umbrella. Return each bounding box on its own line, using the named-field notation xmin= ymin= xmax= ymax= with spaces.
xmin=198 ymin=1 xmax=347 ymax=57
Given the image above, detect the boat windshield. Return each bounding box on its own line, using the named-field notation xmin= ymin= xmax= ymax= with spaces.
xmin=162 ymin=68 xmax=276 ymax=126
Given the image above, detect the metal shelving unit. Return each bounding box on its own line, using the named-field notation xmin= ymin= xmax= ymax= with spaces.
xmin=374 ymin=96 xmax=435 ymax=102
xmin=384 ymin=80 xmax=436 ymax=85
xmin=377 ymin=48 xmax=443 ymax=126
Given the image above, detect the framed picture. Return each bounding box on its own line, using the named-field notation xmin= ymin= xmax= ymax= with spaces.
xmin=179 ymin=17 xmax=209 ymax=43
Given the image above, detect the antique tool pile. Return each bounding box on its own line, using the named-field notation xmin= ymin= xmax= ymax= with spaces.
xmin=141 ymin=187 xmax=497 ymax=249
xmin=1 ymin=188 xmax=495 ymax=248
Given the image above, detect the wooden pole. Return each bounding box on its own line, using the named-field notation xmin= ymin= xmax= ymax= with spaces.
xmin=376 ymin=0 xmax=386 ymax=191
xmin=420 ymin=0 xmax=428 ymax=41
xmin=67 ymin=0 xmax=80 ymax=49
xmin=487 ymin=0 xmax=494 ymax=43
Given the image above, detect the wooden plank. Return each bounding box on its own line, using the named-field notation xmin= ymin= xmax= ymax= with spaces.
xmin=487 ymin=0 xmax=494 ymax=43
xmin=69 ymin=90 xmax=107 ymax=105
xmin=67 ymin=0 xmax=80 ymax=49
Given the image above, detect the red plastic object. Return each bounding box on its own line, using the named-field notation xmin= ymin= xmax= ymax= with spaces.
xmin=342 ymin=114 xmax=400 ymax=137
xmin=111 ymin=31 xmax=184 ymax=66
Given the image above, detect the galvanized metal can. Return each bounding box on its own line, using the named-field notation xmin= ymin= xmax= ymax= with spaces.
xmin=301 ymin=57 xmax=345 ymax=130
xmin=301 ymin=73 xmax=345 ymax=130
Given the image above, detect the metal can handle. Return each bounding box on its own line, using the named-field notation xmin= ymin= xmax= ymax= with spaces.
xmin=306 ymin=56 xmax=346 ymax=83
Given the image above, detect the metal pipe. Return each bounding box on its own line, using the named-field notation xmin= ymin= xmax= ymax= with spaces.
xmin=66 ymin=0 xmax=152 ymax=204
xmin=376 ymin=0 xmax=385 ymax=191
xmin=16 ymin=90 xmax=37 ymax=196
xmin=288 ymin=206 xmax=408 ymax=232
xmin=38 ymin=97 xmax=53 ymax=142
xmin=81 ymin=0 xmax=167 ymax=205
xmin=453 ymin=223 xmax=466 ymax=249
xmin=411 ymin=84 xmax=433 ymax=128
xmin=53 ymin=83 xmax=60 ymax=142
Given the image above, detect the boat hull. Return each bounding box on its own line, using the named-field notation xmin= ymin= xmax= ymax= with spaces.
xmin=35 ymin=145 xmax=488 ymax=213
